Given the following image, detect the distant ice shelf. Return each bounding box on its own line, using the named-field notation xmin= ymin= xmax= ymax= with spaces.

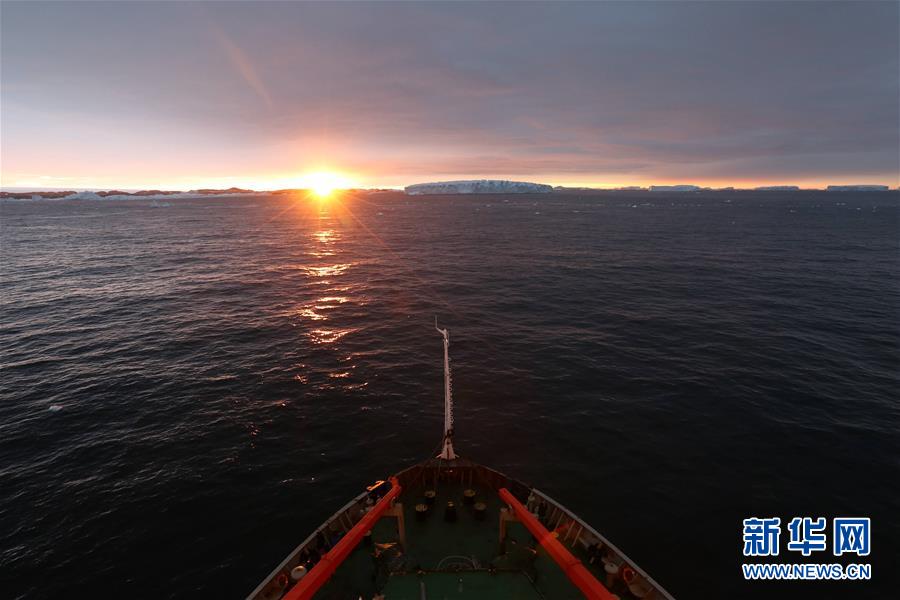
xmin=404 ymin=180 xmax=553 ymax=195
xmin=0 ymin=188 xmax=264 ymax=202
xmin=826 ymin=185 xmax=890 ymax=192
xmin=649 ymin=185 xmax=701 ymax=192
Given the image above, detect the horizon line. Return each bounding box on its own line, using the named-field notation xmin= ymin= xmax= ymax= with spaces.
xmin=3 ymin=182 xmax=899 ymax=195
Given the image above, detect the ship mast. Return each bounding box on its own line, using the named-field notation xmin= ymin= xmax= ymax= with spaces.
xmin=435 ymin=318 xmax=457 ymax=460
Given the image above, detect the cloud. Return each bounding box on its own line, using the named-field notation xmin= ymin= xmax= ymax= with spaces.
xmin=1 ymin=1 xmax=897 ymax=186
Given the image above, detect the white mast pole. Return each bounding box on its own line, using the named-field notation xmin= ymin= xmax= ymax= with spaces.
xmin=435 ymin=318 xmax=457 ymax=460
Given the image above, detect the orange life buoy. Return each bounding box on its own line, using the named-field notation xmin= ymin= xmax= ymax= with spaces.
xmin=275 ymin=572 xmax=289 ymax=588
xmin=622 ymin=565 xmax=636 ymax=584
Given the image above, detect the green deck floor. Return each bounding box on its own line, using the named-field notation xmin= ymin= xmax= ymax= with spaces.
xmin=312 ymin=481 xmax=594 ymax=600
xmin=402 ymin=481 xmax=500 ymax=569
xmin=382 ymin=571 xmax=543 ymax=599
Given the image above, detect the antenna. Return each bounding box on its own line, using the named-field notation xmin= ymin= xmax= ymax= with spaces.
xmin=435 ymin=317 xmax=457 ymax=460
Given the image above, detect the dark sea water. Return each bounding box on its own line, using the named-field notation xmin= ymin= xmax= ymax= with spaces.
xmin=1 ymin=191 xmax=898 ymax=599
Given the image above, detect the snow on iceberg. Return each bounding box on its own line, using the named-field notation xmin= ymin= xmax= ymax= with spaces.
xmin=649 ymin=185 xmax=701 ymax=192
xmin=404 ymin=179 xmax=553 ymax=195
xmin=826 ymin=185 xmax=889 ymax=192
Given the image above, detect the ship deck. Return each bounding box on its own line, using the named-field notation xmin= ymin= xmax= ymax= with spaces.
xmin=249 ymin=459 xmax=674 ymax=600
xmin=314 ymin=480 xmax=584 ymax=599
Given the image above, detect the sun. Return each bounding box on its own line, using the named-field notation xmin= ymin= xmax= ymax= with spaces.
xmin=301 ymin=171 xmax=353 ymax=199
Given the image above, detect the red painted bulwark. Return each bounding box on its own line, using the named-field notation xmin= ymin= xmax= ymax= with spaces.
xmin=498 ymin=487 xmax=616 ymax=600
xmin=283 ymin=477 xmax=402 ymax=600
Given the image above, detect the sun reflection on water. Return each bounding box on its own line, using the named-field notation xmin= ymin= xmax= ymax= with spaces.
xmin=313 ymin=230 xmax=337 ymax=244
xmin=308 ymin=327 xmax=356 ymax=344
xmin=287 ymin=200 xmax=372 ymax=394
xmin=298 ymin=307 xmax=328 ymax=321
xmin=296 ymin=296 xmax=353 ymax=322
xmin=303 ymin=264 xmax=352 ymax=278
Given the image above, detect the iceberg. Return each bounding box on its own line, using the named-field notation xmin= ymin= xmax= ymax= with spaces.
xmin=649 ymin=185 xmax=701 ymax=192
xmin=0 ymin=188 xmax=264 ymax=202
xmin=826 ymin=185 xmax=889 ymax=192
xmin=405 ymin=180 xmax=553 ymax=195
xmin=66 ymin=191 xmax=104 ymax=201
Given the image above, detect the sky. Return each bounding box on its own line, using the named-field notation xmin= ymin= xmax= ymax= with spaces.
xmin=2 ymin=1 xmax=898 ymax=190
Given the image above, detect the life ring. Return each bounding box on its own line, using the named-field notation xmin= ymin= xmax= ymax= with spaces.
xmin=275 ymin=572 xmax=289 ymax=589
xmin=622 ymin=565 xmax=636 ymax=584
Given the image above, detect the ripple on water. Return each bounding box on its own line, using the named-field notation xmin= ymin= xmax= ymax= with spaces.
xmin=0 ymin=191 xmax=898 ymax=600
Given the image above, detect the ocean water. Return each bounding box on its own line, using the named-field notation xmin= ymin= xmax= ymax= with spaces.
xmin=1 ymin=191 xmax=898 ymax=599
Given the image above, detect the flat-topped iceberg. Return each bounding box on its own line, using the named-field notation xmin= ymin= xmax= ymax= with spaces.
xmin=826 ymin=185 xmax=889 ymax=192
xmin=0 ymin=187 xmax=263 ymax=201
xmin=649 ymin=185 xmax=701 ymax=192
xmin=405 ymin=179 xmax=553 ymax=195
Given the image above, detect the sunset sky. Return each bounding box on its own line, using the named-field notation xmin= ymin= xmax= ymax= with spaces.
xmin=2 ymin=1 xmax=898 ymax=190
